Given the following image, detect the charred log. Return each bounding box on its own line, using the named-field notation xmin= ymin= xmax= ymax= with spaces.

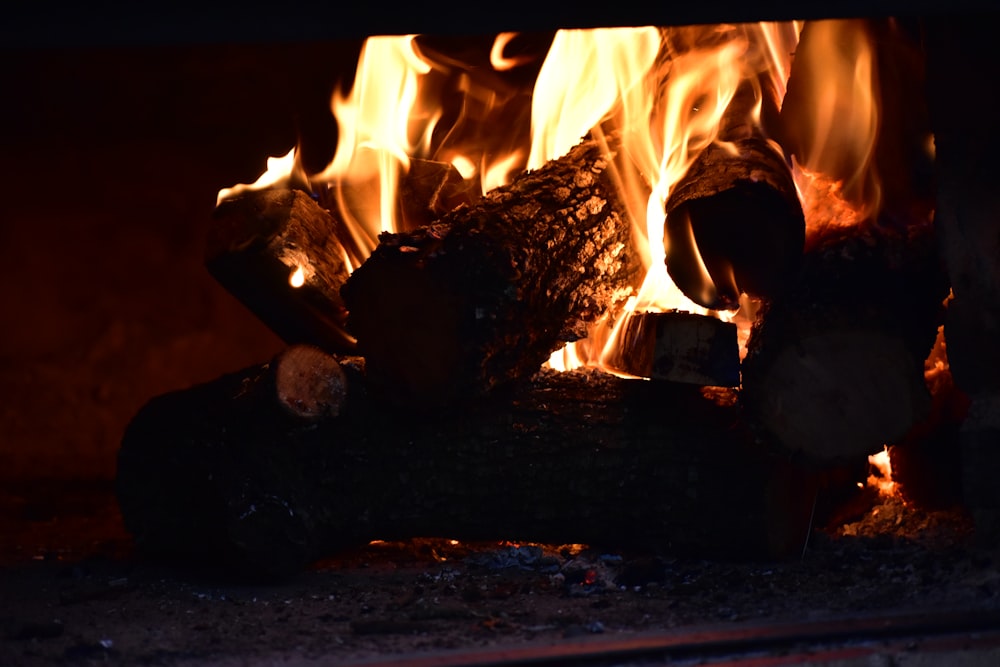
xmin=207 ymin=189 xmax=356 ymax=353
xmin=117 ymin=362 xmax=816 ymax=579
xmin=664 ymin=80 xmax=805 ymax=310
xmin=603 ymin=310 xmax=740 ymax=386
xmin=740 ymin=220 xmax=949 ymax=464
xmin=341 ymin=133 xmax=641 ymax=407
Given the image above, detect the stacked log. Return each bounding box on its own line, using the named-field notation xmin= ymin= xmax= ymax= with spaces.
xmin=117 ymin=347 xmax=817 ymax=578
xmin=341 ymin=133 xmax=641 ymax=407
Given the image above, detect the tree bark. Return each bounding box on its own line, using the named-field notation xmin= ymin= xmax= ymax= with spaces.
xmin=664 ymin=80 xmax=804 ymax=310
xmin=341 ymin=133 xmax=642 ymax=407
xmin=207 ymin=189 xmax=356 ymax=353
xmin=740 ymin=219 xmax=949 ymax=464
xmin=117 ymin=362 xmax=817 ymax=579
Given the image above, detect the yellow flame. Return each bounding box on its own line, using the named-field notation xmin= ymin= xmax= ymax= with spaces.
xmin=289 ymin=265 xmax=305 ymax=288
xmin=315 ymin=35 xmax=435 ymax=244
xmin=216 ymin=147 xmax=303 ymax=206
xmin=531 ymin=25 xmax=802 ymax=373
xmin=527 ymin=27 xmax=661 ymax=169
xmin=784 ymin=19 xmax=881 ymax=217
xmin=490 ymin=32 xmax=534 ymax=71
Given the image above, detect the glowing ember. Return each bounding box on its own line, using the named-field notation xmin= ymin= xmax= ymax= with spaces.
xmin=867 ymin=446 xmax=898 ymax=498
xmin=289 ymin=266 xmax=305 ymax=288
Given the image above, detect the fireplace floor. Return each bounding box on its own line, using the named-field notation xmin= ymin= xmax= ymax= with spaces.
xmin=2 ymin=480 xmax=999 ymax=666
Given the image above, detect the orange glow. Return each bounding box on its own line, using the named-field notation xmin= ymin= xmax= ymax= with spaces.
xmin=867 ymin=446 xmax=898 ymax=498
xmin=289 ymin=266 xmax=305 ymax=288
xmin=216 ymin=22 xmax=895 ymax=380
xmin=785 ymin=19 xmax=881 ymax=221
xmin=490 ymin=32 xmax=534 ymax=71
xmin=216 ymin=147 xmax=307 ymax=206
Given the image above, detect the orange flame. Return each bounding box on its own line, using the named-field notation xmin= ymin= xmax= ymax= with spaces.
xmin=784 ymin=19 xmax=882 ymax=228
xmin=217 ymin=22 xmax=891 ymax=380
xmin=867 ymin=446 xmax=898 ymax=498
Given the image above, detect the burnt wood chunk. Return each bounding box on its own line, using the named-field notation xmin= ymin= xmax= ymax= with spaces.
xmin=603 ymin=311 xmax=740 ymax=386
xmin=664 ymin=81 xmax=804 ymax=310
xmin=273 ymin=344 xmax=350 ymax=421
xmin=341 ymin=133 xmax=641 ymax=407
xmin=207 ymin=189 xmax=355 ymax=353
xmin=740 ymin=220 xmax=949 ymax=464
xmin=116 ymin=364 xmax=817 ymax=579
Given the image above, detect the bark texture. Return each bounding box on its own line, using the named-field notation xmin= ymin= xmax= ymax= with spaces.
xmin=117 ymin=363 xmax=816 ymax=579
xmin=341 ymin=133 xmax=641 ymax=407
xmin=207 ymin=189 xmax=355 ymax=352
xmin=740 ymin=220 xmax=949 ymax=463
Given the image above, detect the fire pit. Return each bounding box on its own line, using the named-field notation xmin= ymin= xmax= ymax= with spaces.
xmin=3 ymin=3 xmax=1000 ymax=666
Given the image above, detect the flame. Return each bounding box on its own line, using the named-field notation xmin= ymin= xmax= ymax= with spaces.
xmin=530 ymin=25 xmax=802 ymax=372
xmin=216 ymin=147 xmax=307 ymax=207
xmin=784 ymin=19 xmax=881 ymax=223
xmin=867 ymin=446 xmax=898 ymax=498
xmin=216 ymin=22 xmax=896 ymax=381
xmin=289 ymin=265 xmax=305 ymax=288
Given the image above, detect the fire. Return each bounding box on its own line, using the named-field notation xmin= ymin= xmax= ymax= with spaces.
xmin=289 ymin=266 xmax=306 ymax=288
xmin=783 ymin=20 xmax=882 ymax=233
xmin=218 ymin=20 xmax=886 ymax=378
xmin=216 ymin=147 xmax=307 ymax=207
xmin=867 ymin=446 xmax=898 ymax=498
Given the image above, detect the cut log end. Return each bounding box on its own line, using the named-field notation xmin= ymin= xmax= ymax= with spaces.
xmin=274 ymin=345 xmax=349 ymax=421
xmin=604 ymin=311 xmax=740 ymax=386
xmin=207 ymin=189 xmax=355 ymax=353
xmin=664 ymin=139 xmax=805 ymax=310
xmin=743 ymin=331 xmax=931 ymax=463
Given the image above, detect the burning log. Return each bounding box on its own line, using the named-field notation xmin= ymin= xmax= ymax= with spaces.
xmin=664 ymin=80 xmax=805 ymax=310
xmin=740 ymin=220 xmax=949 ymax=464
xmin=116 ymin=360 xmax=817 ymax=578
xmin=206 ymin=189 xmax=356 ymax=353
xmin=341 ymin=133 xmax=641 ymax=406
xmin=603 ymin=311 xmax=740 ymax=386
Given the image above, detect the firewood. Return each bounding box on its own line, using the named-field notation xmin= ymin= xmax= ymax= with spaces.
xmin=602 ymin=310 xmax=740 ymax=386
xmin=740 ymin=220 xmax=949 ymax=464
xmin=207 ymin=188 xmax=356 ymax=353
xmin=273 ymin=344 xmax=350 ymax=421
xmin=664 ymin=80 xmax=804 ymax=310
xmin=116 ymin=363 xmax=817 ymax=579
xmin=341 ymin=133 xmax=642 ymax=407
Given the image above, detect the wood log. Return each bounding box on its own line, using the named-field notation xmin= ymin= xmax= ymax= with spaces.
xmin=601 ymin=310 xmax=740 ymax=386
xmin=664 ymin=80 xmax=805 ymax=311
xmin=273 ymin=345 xmax=351 ymax=421
xmin=341 ymin=133 xmax=642 ymax=407
xmin=116 ymin=362 xmax=818 ymax=579
xmin=207 ymin=188 xmax=356 ymax=353
xmin=740 ymin=219 xmax=949 ymax=464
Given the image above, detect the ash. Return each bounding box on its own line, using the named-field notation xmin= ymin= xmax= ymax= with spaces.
xmin=1 ymin=483 xmax=996 ymax=666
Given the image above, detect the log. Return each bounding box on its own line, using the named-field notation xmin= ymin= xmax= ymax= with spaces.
xmin=116 ymin=362 xmax=818 ymax=579
xmin=740 ymin=220 xmax=949 ymax=464
xmin=664 ymin=80 xmax=804 ymax=311
xmin=272 ymin=345 xmax=351 ymax=421
xmin=207 ymin=189 xmax=356 ymax=353
xmin=341 ymin=133 xmax=642 ymax=407
xmin=601 ymin=310 xmax=740 ymax=386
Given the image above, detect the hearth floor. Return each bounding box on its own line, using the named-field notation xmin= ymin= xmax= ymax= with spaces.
xmin=2 ymin=481 xmax=999 ymax=666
